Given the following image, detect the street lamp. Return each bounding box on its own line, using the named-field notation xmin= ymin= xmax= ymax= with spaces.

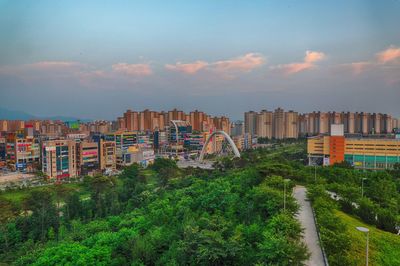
xmin=356 ymin=226 xmax=369 ymax=266
xmin=283 ymin=179 xmax=290 ymax=211
xmin=314 ymin=164 xmax=317 ymax=182
xmin=361 ymin=178 xmax=367 ymax=198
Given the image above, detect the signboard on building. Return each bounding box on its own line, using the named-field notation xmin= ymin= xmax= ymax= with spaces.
xmin=46 ymin=146 xmax=56 ymax=152
xmin=66 ymin=121 xmax=80 ymax=130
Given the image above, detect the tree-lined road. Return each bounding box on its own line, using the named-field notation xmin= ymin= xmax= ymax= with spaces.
xmin=293 ymin=186 xmax=326 ymax=266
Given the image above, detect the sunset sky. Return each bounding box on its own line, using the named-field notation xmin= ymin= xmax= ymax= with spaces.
xmin=1 ymin=0 xmax=399 ymax=120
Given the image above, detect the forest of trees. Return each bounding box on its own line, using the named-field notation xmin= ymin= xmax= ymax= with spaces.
xmin=0 ymin=142 xmax=399 ymax=265
xmin=0 ymin=153 xmax=309 ymax=265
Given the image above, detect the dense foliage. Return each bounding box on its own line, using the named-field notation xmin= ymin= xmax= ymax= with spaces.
xmin=1 ymin=141 xmax=399 ymax=265
xmin=0 ymin=156 xmax=308 ymax=265
xmin=316 ymin=164 xmax=400 ymax=233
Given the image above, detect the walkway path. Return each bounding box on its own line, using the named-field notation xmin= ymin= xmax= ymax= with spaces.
xmin=293 ymin=185 xmax=326 ymax=266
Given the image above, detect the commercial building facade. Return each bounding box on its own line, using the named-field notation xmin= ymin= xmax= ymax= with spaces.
xmin=42 ymin=140 xmax=77 ymax=179
xmin=5 ymin=131 xmax=40 ymax=172
xmin=308 ymin=124 xmax=400 ymax=170
xmin=99 ymin=139 xmax=116 ymax=171
xmin=77 ymin=141 xmax=99 ymax=176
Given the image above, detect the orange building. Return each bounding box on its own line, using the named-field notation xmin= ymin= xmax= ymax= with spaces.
xmin=329 ymin=136 xmax=345 ymax=165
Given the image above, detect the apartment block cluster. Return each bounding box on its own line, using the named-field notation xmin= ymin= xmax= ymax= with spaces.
xmin=116 ymin=108 xmax=251 ymax=153
xmin=118 ymin=108 xmax=231 ymax=133
xmin=243 ymin=108 xmax=399 ymax=139
xmin=0 ymin=109 xmax=234 ymax=179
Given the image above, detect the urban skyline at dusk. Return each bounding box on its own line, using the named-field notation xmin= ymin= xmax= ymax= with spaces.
xmin=1 ymin=0 xmax=400 ymax=120
xmin=1 ymin=2 xmax=400 ymax=265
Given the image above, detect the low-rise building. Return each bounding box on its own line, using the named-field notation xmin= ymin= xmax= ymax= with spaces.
xmin=42 ymin=140 xmax=77 ymax=179
xmin=99 ymin=139 xmax=116 ymax=172
xmin=6 ymin=132 xmax=40 ymax=172
xmin=77 ymin=141 xmax=99 ymax=176
xmin=308 ymin=124 xmax=400 ymax=170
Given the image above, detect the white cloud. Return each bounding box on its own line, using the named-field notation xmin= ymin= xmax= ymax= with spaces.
xmin=272 ymin=50 xmax=326 ymax=75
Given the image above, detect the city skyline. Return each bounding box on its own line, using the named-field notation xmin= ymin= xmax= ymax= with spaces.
xmin=1 ymin=1 xmax=400 ymax=120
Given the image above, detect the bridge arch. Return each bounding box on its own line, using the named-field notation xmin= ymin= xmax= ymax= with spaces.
xmin=198 ymin=131 xmax=240 ymax=162
xmin=170 ymin=120 xmax=180 ymax=156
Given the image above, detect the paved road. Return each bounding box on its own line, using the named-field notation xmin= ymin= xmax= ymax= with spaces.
xmin=293 ymin=186 xmax=326 ymax=266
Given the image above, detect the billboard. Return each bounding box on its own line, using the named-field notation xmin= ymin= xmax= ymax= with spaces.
xmin=65 ymin=121 xmax=80 ymax=130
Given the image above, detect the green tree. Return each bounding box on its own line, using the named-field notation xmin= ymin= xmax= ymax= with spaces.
xmin=23 ymin=189 xmax=59 ymax=242
xmin=64 ymin=192 xmax=85 ymax=221
xmin=85 ymin=175 xmax=117 ymax=218
xmin=0 ymin=197 xmax=17 ymax=250
xmin=356 ymin=197 xmax=377 ymax=225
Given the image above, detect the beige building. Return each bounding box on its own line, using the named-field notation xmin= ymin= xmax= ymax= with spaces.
xmin=256 ymin=110 xmax=273 ymax=138
xmin=273 ymin=108 xmax=285 ymax=139
xmin=42 ymin=140 xmax=77 ymax=179
xmin=284 ymin=111 xmax=298 ymax=138
xmin=99 ymin=139 xmax=116 ymax=171
xmin=244 ymin=111 xmax=257 ymax=136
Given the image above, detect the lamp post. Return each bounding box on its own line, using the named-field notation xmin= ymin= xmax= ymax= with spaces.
xmin=283 ymin=179 xmax=290 ymax=211
xmin=356 ymin=226 xmax=369 ymax=266
xmin=314 ymin=164 xmax=317 ymax=182
xmin=361 ymin=178 xmax=367 ymax=198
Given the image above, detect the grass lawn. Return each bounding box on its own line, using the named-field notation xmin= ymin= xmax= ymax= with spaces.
xmin=142 ymin=169 xmax=158 ymax=185
xmin=0 ymin=183 xmax=83 ymax=203
xmin=334 ymin=210 xmax=400 ymax=266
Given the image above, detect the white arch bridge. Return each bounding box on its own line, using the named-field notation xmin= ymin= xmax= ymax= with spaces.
xmin=177 ymin=130 xmax=240 ymax=169
xmin=198 ymin=130 xmax=240 ymax=162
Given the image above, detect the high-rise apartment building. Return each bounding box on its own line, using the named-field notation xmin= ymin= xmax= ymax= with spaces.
xmin=342 ymin=112 xmax=355 ymax=134
xmin=231 ymin=121 xmax=244 ymax=137
xmin=118 ymin=109 xmax=229 ymax=134
xmin=244 ymin=111 xmax=257 ymax=136
xmin=273 ymin=108 xmax=285 ymax=139
xmin=124 ymin=109 xmax=139 ymax=131
xmin=284 ymin=111 xmax=299 ymax=138
xmin=256 ymin=110 xmax=273 ymax=138
xmin=190 ymin=110 xmax=206 ymax=131
xmin=318 ymin=112 xmax=329 ymax=134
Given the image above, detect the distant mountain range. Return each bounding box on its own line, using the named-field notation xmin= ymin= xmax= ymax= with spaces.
xmin=0 ymin=107 xmax=92 ymax=122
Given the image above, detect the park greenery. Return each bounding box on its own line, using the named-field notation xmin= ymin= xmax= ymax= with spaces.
xmin=0 ymin=140 xmax=399 ymax=265
xmin=0 ymin=150 xmax=308 ymax=265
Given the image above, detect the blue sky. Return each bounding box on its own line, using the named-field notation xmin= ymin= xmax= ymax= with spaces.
xmin=0 ymin=0 xmax=399 ymax=120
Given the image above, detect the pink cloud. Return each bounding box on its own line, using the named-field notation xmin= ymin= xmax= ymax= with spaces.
xmin=344 ymin=46 xmax=400 ymax=75
xmin=278 ymin=62 xmax=314 ymax=74
xmin=376 ymin=46 xmax=400 ymax=64
xmin=350 ymin=61 xmax=373 ymax=75
xmin=165 ymin=61 xmax=208 ymax=74
xmin=111 ymin=63 xmax=152 ymax=76
xmin=272 ymin=50 xmax=325 ymax=75
xmin=211 ymin=53 xmax=265 ymax=73
xmin=304 ymin=51 xmax=325 ymax=63
xmin=165 ymin=53 xmax=265 ymax=77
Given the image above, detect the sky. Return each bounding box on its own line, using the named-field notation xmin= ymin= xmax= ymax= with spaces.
xmin=0 ymin=0 xmax=399 ymax=120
